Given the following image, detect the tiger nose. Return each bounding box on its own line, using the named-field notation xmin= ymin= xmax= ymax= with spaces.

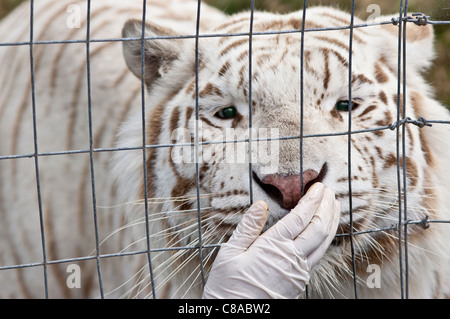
xmin=261 ymin=170 xmax=319 ymax=210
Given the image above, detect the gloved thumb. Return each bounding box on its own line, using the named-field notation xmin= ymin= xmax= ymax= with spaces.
xmin=226 ymin=200 xmax=269 ymax=252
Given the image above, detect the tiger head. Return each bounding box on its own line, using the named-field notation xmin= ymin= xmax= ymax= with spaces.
xmin=118 ymin=7 xmax=447 ymax=297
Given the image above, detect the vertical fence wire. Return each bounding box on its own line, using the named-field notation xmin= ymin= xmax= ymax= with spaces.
xmin=138 ymin=0 xmax=157 ymax=298
xmin=85 ymin=0 xmax=105 ymax=299
xmin=28 ymin=0 xmax=49 ymax=299
xmin=347 ymin=0 xmax=359 ymax=299
xmin=299 ymin=0 xmax=308 ymax=298
xmin=395 ymin=0 xmax=406 ymax=299
xmin=247 ymin=0 xmax=256 ymax=205
xmin=194 ymin=0 xmax=207 ymax=288
xmin=401 ymin=0 xmax=410 ymax=299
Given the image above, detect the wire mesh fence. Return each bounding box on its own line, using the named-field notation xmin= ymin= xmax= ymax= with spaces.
xmin=0 ymin=0 xmax=449 ymax=299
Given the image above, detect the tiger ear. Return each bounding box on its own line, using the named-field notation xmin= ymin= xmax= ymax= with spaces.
xmin=122 ymin=19 xmax=184 ymax=88
xmin=404 ymin=23 xmax=435 ymax=71
xmin=376 ymin=16 xmax=435 ymax=72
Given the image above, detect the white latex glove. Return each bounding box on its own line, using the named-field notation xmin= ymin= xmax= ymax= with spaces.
xmin=202 ymin=182 xmax=340 ymax=299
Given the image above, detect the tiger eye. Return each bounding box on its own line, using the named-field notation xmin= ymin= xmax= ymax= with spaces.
xmin=216 ymin=106 xmax=238 ymax=119
xmin=336 ymin=100 xmax=350 ymax=112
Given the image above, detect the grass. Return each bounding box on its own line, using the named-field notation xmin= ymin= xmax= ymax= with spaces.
xmin=1 ymin=0 xmax=449 ymax=105
xmin=0 ymin=0 xmax=23 ymax=18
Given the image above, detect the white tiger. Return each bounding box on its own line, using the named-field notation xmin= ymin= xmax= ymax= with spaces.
xmin=1 ymin=0 xmax=449 ymax=299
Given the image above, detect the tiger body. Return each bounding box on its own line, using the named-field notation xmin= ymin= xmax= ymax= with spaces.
xmin=1 ymin=0 xmax=450 ymax=299
xmin=0 ymin=0 xmax=226 ymax=298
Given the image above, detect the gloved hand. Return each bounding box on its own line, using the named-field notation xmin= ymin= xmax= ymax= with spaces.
xmin=202 ymin=182 xmax=340 ymax=299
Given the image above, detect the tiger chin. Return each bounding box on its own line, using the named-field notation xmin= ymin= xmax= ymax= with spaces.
xmin=1 ymin=0 xmax=449 ymax=299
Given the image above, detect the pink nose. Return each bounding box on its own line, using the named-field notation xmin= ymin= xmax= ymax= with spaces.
xmin=261 ymin=170 xmax=319 ymax=210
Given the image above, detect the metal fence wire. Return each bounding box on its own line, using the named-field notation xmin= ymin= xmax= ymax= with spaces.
xmin=0 ymin=0 xmax=449 ymax=299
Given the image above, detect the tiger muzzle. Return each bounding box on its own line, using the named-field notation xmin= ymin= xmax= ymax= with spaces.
xmin=257 ymin=163 xmax=328 ymax=210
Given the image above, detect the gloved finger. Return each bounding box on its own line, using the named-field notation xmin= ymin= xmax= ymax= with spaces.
xmin=264 ymin=183 xmax=325 ymax=241
xmin=306 ymin=198 xmax=341 ymax=269
xmin=226 ymin=200 xmax=269 ymax=252
xmin=293 ymin=188 xmax=337 ymax=257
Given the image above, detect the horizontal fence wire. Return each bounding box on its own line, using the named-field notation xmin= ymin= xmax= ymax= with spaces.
xmin=2 ymin=18 xmax=450 ymax=48
xmin=0 ymin=0 xmax=449 ymax=299
xmin=2 ymin=120 xmax=449 ymax=160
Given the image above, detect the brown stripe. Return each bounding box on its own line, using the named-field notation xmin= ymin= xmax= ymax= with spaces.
xmin=93 ymin=113 xmax=108 ymax=149
xmin=357 ymin=105 xmax=377 ymax=118
xmin=288 ymin=17 xmax=323 ymax=30
xmin=44 ymin=200 xmax=72 ymax=299
xmin=315 ymin=35 xmax=349 ymax=51
xmin=217 ymin=17 xmax=258 ymax=42
xmin=0 ymin=48 xmax=27 ymax=119
xmin=185 ymin=78 xmax=196 ymax=95
xmin=185 ymin=107 xmax=194 ymax=129
xmin=169 ymin=107 xmax=181 ymax=134
xmin=77 ymin=160 xmax=90 ymax=246
xmin=320 ymin=12 xmax=351 ymax=26
xmin=112 ymin=67 xmax=131 ymax=89
xmin=170 ymin=177 xmax=195 ymax=211
xmin=199 ymin=83 xmax=223 ymax=98
xmin=352 ymin=73 xmax=374 ymax=85
xmin=115 ymin=85 xmax=140 ymax=137
xmin=267 ymin=46 xmax=290 ymax=71
xmin=66 ymin=41 xmax=114 ymax=150
xmin=200 ymin=116 xmax=221 ymax=129
xmin=392 ymin=93 xmax=404 ymax=116
xmin=49 ymin=4 xmax=116 ymax=94
xmin=254 ymin=19 xmax=285 ymax=32
xmin=10 ymin=1 xmax=73 ymax=157
xmin=11 ymin=256 xmax=33 ymax=298
xmin=409 ymin=91 xmax=435 ymax=166
xmin=236 ymin=50 xmax=249 ymax=62
xmin=79 ymin=259 xmax=95 ymax=298
xmin=379 ymin=54 xmax=396 ymax=75
xmin=330 ymin=108 xmax=344 ymax=122
xmin=145 ymin=89 xmax=182 ymax=199
xmin=375 ymin=63 xmax=389 ymax=83
xmin=214 ymin=16 xmax=251 ymax=33
xmin=323 ymin=49 xmax=330 ymax=90
xmin=214 ymin=190 xmax=249 ymax=198
xmin=237 ymin=64 xmax=246 ymax=90
xmin=370 ymin=155 xmax=379 ymax=188
xmin=319 ymin=12 xmax=366 ymax=43
xmin=67 ymin=62 xmax=85 ymax=150
xmin=0 ymin=203 xmax=32 ymax=297
xmin=11 ymin=80 xmax=31 ymax=158
xmin=379 ymin=91 xmax=388 ymax=105
xmin=220 ymin=38 xmax=248 ymax=57
xmin=218 ymin=61 xmax=231 ymax=77
xmin=304 ymin=51 xmax=315 ymax=73
xmin=49 ymin=28 xmax=86 ymax=100
xmin=232 ymin=112 xmax=244 ymax=128
xmin=319 ymin=48 xmax=349 ymax=68
xmin=422 ymin=171 xmax=438 ymax=213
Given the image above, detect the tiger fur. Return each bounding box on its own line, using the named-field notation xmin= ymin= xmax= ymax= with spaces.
xmin=1 ymin=0 xmax=449 ymax=299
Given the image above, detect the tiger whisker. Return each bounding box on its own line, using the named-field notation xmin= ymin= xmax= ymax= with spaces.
xmin=165 ymin=212 xmax=238 ymax=298
xmin=135 ymin=210 xmax=239 ymax=298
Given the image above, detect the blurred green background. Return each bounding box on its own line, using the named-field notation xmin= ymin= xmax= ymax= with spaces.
xmin=1 ymin=0 xmax=449 ymax=106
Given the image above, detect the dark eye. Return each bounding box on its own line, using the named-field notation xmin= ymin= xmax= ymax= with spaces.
xmin=215 ymin=106 xmax=238 ymax=119
xmin=335 ymin=100 xmax=359 ymax=112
